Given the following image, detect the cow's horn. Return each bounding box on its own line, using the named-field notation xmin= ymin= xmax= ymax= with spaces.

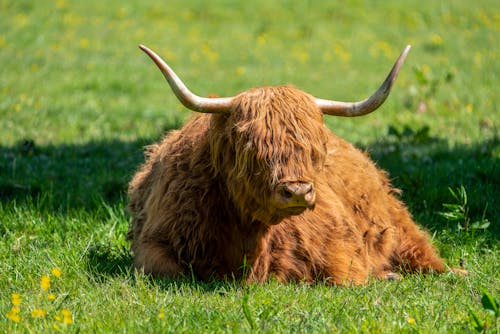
xmin=139 ymin=45 xmax=233 ymax=113
xmin=316 ymin=45 xmax=411 ymax=117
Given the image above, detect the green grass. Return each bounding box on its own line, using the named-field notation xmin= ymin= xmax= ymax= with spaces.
xmin=1 ymin=0 xmax=499 ymax=332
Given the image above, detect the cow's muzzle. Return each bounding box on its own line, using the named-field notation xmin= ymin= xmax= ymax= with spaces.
xmin=274 ymin=181 xmax=316 ymax=213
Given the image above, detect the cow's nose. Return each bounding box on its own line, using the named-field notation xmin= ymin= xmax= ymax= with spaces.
xmin=276 ymin=181 xmax=316 ymax=209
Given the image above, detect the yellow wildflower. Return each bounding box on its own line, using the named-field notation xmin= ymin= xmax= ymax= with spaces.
xmin=182 ymin=9 xmax=194 ymax=21
xmin=56 ymin=0 xmax=67 ymax=10
xmin=465 ymin=103 xmax=473 ymax=113
xmin=160 ymin=48 xmax=177 ymax=62
xmin=79 ymin=38 xmax=90 ymax=49
xmin=6 ymin=308 xmax=21 ymax=322
xmin=31 ymin=309 xmax=48 ymax=318
xmin=474 ymin=52 xmax=482 ymax=68
xmin=257 ymin=33 xmax=267 ymax=46
xmin=48 ymin=294 xmax=57 ymax=301
xmin=370 ymin=41 xmax=394 ymax=59
xmin=116 ymin=7 xmax=127 ymax=19
xmin=158 ymin=309 xmax=165 ymax=319
xmin=407 ymin=316 xmax=416 ymax=324
xmin=235 ymin=66 xmax=246 ymax=76
xmin=11 ymin=293 xmax=22 ymax=306
xmin=61 ymin=309 xmax=73 ymax=324
xmin=332 ymin=42 xmax=351 ymax=63
xmin=420 ymin=64 xmax=431 ymax=75
xmin=201 ymin=44 xmax=219 ymax=63
xmin=430 ymin=33 xmax=443 ymax=46
xmin=51 ymin=268 xmax=62 ymax=278
xmin=41 ymin=275 xmax=51 ymax=291
xmin=15 ymin=13 xmax=28 ymax=28
xmin=292 ymin=48 xmax=310 ymax=64
xmin=134 ymin=28 xmax=145 ymax=39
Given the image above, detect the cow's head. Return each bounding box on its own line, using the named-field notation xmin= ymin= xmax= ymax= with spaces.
xmin=139 ymin=44 xmax=410 ymax=224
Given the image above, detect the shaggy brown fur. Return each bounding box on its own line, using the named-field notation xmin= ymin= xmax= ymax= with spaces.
xmin=128 ymin=85 xmax=448 ymax=285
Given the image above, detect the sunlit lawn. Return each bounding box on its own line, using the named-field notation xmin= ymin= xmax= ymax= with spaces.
xmin=1 ymin=0 xmax=498 ymax=332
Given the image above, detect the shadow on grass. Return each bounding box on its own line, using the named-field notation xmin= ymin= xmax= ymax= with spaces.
xmin=0 ymin=137 xmax=152 ymax=210
xmin=1 ymin=125 xmax=498 ymax=238
xmin=86 ymin=243 xmax=134 ymax=280
xmin=364 ymin=126 xmax=499 ymax=238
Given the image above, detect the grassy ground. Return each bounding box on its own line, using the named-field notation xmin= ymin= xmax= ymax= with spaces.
xmin=1 ymin=0 xmax=499 ymax=332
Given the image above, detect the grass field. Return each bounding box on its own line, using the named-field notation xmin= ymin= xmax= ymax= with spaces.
xmin=1 ymin=0 xmax=499 ymax=332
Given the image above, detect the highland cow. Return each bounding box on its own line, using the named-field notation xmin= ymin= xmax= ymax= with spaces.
xmin=128 ymin=44 xmax=457 ymax=285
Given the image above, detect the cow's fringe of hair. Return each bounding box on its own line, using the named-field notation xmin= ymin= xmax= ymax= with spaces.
xmin=210 ymin=86 xmax=329 ymax=223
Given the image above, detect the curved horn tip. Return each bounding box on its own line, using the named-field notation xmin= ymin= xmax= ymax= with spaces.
xmin=399 ymin=45 xmax=411 ymax=61
xmin=138 ymin=44 xmax=155 ymax=56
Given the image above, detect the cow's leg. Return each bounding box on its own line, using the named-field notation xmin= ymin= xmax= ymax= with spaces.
xmin=133 ymin=241 xmax=183 ymax=278
xmin=392 ymin=217 xmax=446 ymax=273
